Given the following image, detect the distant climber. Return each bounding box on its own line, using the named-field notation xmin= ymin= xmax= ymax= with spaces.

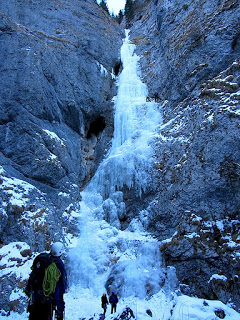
xmin=146 ymin=309 xmax=153 ymax=317
xmin=120 ymin=307 xmax=135 ymax=319
xmin=154 ymin=92 xmax=159 ymax=102
xmin=25 ymin=242 xmax=68 ymax=320
xmin=101 ymin=293 xmax=109 ymax=315
xmin=109 ymin=291 xmax=118 ymax=314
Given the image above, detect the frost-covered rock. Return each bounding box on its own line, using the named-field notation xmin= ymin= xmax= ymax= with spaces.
xmin=0 ymin=242 xmax=32 ymax=313
xmin=119 ymin=1 xmax=240 ymax=308
xmin=160 ymin=212 xmax=240 ymax=308
xmin=0 ymin=0 xmax=123 ymax=192
xmin=0 ymin=208 xmax=8 ymax=233
xmin=130 ymin=0 xmax=240 ymax=105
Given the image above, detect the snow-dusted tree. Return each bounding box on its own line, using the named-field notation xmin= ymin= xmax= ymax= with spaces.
xmin=99 ymin=0 xmax=109 ymax=14
xmin=125 ymin=0 xmax=135 ymax=27
xmin=116 ymin=10 xmax=124 ymax=24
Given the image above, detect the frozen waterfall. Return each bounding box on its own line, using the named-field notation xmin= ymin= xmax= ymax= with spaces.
xmin=87 ymin=30 xmax=162 ymax=197
xmin=69 ymin=30 xmax=169 ymax=300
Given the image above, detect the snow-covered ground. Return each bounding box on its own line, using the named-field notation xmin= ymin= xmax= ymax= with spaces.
xmin=1 ymin=30 xmax=240 ymax=320
xmin=4 ymin=291 xmax=240 ymax=320
xmin=2 ymin=239 xmax=240 ymax=320
xmin=64 ymin=292 xmax=240 ymax=320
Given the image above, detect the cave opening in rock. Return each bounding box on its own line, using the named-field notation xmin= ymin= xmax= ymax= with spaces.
xmin=87 ymin=116 xmax=106 ymax=139
xmin=114 ymin=60 xmax=122 ymax=76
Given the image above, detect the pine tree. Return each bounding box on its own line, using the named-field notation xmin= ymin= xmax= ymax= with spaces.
xmin=99 ymin=0 xmax=109 ymax=14
xmin=116 ymin=10 xmax=124 ymax=24
xmin=124 ymin=0 xmax=135 ymax=27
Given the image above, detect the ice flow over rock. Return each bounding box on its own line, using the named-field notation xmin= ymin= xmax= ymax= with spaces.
xmin=69 ymin=30 xmax=167 ymax=300
xmin=89 ymin=30 xmax=162 ymax=198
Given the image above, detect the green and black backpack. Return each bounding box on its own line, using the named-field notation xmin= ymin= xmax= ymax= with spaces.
xmin=27 ymin=253 xmax=61 ymax=300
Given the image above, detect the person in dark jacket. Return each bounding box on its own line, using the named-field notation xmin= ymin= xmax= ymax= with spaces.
xmin=154 ymin=92 xmax=159 ymax=102
xmin=109 ymin=291 xmax=118 ymax=314
xmin=101 ymin=293 xmax=109 ymax=315
xmin=25 ymin=242 xmax=68 ymax=320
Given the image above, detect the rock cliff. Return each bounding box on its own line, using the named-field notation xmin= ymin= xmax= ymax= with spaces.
xmin=0 ymin=1 xmax=123 ymax=312
xmin=131 ymin=0 xmax=240 ymax=104
xmin=0 ymin=0 xmax=123 ymax=193
xmin=0 ymin=0 xmax=123 ymax=244
xmin=128 ymin=0 xmax=240 ymax=309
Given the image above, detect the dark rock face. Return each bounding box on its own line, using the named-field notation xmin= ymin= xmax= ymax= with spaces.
xmin=0 ymin=0 xmax=123 ymax=192
xmin=131 ymin=0 xmax=240 ymax=105
xmin=0 ymin=2 xmax=123 ymax=312
xmin=125 ymin=0 xmax=240 ymax=309
xmin=147 ymin=59 xmax=240 ymax=237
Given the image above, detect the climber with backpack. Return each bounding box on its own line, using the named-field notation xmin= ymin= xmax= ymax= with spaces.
xmin=109 ymin=291 xmax=118 ymax=314
xmin=25 ymin=242 xmax=68 ymax=320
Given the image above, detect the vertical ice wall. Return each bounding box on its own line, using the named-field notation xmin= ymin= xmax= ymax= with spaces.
xmin=88 ymin=30 xmax=162 ymax=197
xmin=111 ymin=29 xmax=148 ymax=150
xmin=69 ymin=30 xmax=164 ymax=298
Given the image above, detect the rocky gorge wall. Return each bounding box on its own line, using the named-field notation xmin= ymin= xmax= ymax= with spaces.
xmin=0 ymin=0 xmax=123 ymax=244
xmin=131 ymin=0 xmax=240 ymax=104
xmin=127 ymin=0 xmax=240 ymax=310
xmin=0 ymin=1 xmax=123 ymax=312
xmin=0 ymin=0 xmax=123 ymax=193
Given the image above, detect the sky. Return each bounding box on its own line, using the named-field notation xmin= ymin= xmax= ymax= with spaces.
xmin=97 ymin=0 xmax=126 ymax=15
xmin=107 ymin=0 xmax=126 ymax=15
